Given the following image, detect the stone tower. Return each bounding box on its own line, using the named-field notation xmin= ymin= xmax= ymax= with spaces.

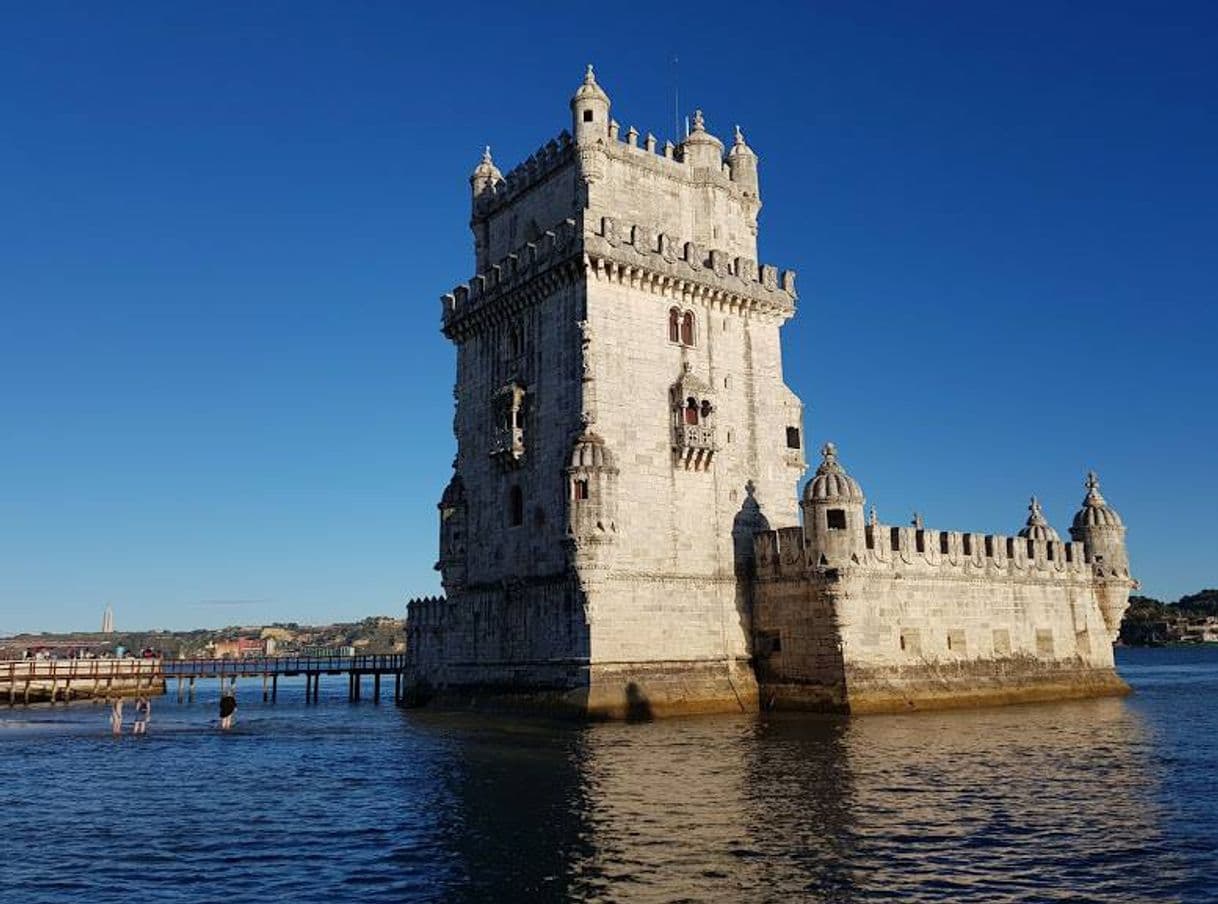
xmin=410 ymin=67 xmax=804 ymax=716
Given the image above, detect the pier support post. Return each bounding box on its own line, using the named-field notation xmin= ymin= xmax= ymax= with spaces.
xmin=272 ymin=674 xmax=278 ymax=703
xmin=262 ymin=673 xmax=269 ymax=703
xmin=188 ymin=676 xmax=196 ymax=701
xmin=373 ymin=672 xmax=380 ymax=704
xmin=177 ymin=676 xmax=184 ymax=703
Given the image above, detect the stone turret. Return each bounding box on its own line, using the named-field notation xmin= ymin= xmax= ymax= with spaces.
xmin=1070 ymin=471 xmax=1131 ymax=639
xmin=681 ymin=109 xmax=724 ymax=170
xmin=468 ymin=147 xmax=501 ymax=270
xmin=1017 ymin=496 xmax=1061 ymax=542
xmin=571 ymin=64 xmax=610 ymax=145
xmin=802 ymin=442 xmax=866 ymax=567
xmin=1069 ymin=472 xmax=1127 ymax=572
xmin=436 ymin=473 xmax=468 ymax=593
xmin=727 ymin=126 xmax=759 ymax=198
xmin=469 ymin=146 xmax=502 ymax=200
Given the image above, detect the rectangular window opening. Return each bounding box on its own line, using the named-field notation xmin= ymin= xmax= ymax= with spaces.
xmin=939 ymin=533 xmax=950 ymax=555
xmin=985 ymin=535 xmax=995 ymax=558
xmin=962 ymin=534 xmax=973 ymax=556
xmin=890 ymin=527 xmax=901 ymax=551
xmin=827 ymin=509 xmax=846 ymax=531
xmin=786 ymin=427 xmax=801 ymax=449
xmin=915 ymin=530 xmax=925 ymax=553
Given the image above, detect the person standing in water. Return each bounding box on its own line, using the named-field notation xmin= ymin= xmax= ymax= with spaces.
xmin=132 ymin=696 xmax=150 ymax=735
xmin=219 ymin=683 xmax=237 ymax=730
xmin=109 ymin=697 xmax=124 ymax=735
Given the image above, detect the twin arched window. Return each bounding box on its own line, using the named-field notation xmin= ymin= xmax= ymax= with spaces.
xmin=683 ymin=396 xmax=714 ymax=426
xmin=668 ymin=308 xmax=696 ymax=347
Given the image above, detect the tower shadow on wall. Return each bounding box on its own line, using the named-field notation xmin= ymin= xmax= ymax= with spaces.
xmin=732 ymin=481 xmax=771 ymax=676
xmin=624 ymin=681 xmax=653 ymax=722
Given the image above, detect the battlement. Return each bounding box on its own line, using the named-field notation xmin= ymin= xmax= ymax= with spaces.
xmin=584 ymin=215 xmax=796 ymax=316
xmin=406 ymin=595 xmax=447 ymax=627
xmin=752 ymin=520 xmax=1126 ymax=584
xmin=442 ymin=217 xmax=582 ymax=337
xmin=473 ymin=131 xmax=576 ymax=218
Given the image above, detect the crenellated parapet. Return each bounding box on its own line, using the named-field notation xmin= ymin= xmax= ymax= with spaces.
xmin=441 ymin=217 xmax=582 ymax=341
xmin=585 ymin=215 xmax=796 ymax=318
xmin=472 ymin=131 xmax=576 ymax=219
xmin=753 ymin=518 xmax=1137 ymax=585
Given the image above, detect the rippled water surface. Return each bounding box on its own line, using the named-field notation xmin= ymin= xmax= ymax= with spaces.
xmin=2 ymin=647 xmax=1215 ymax=902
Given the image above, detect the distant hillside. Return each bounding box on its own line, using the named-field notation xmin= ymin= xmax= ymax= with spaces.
xmin=0 ymin=616 xmax=405 ymax=659
xmin=1121 ymin=590 xmax=1218 ymax=645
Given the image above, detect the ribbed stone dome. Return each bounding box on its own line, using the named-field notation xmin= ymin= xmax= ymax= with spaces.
xmin=571 ymin=65 xmax=609 ymax=104
xmin=727 ymin=125 xmax=756 ymax=159
xmin=1017 ymin=496 xmax=1061 ymax=542
xmin=569 ymin=432 xmax=615 ymax=470
xmin=1072 ymin=471 xmax=1123 ymax=529
xmin=469 ymin=146 xmax=502 ymax=186
xmin=803 ymin=442 xmax=865 ymax=503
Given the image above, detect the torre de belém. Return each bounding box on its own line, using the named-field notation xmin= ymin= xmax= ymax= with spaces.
xmin=403 ymin=67 xmax=1135 ymax=718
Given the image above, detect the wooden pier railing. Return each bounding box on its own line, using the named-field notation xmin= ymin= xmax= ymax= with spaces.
xmin=1 ymin=654 xmax=409 ymax=706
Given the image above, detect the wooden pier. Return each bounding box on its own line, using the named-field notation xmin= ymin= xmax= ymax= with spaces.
xmin=1 ymin=658 xmax=162 ymax=705
xmin=2 ymin=654 xmax=408 ymax=705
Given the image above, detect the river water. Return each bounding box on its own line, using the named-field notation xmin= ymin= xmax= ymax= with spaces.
xmin=1 ymin=647 xmax=1213 ymax=903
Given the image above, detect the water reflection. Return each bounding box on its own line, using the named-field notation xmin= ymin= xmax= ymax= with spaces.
xmin=434 ymin=696 xmax=1190 ymax=902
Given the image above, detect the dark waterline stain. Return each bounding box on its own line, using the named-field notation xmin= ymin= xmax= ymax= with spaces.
xmin=1 ymin=647 xmax=1213 ymax=903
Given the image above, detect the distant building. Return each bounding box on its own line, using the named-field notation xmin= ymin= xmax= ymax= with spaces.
xmin=404 ymin=67 xmax=1136 ymax=718
xmin=101 ymin=604 xmax=114 ymax=634
xmin=210 ymin=637 xmax=272 ymax=659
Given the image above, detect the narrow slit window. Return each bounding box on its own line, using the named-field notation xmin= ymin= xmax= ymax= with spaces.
xmin=939 ymin=533 xmax=950 ymax=555
xmin=890 ymin=527 xmax=901 ymax=551
xmin=786 ymin=426 xmax=801 ymax=449
xmin=1006 ymin=537 xmax=1015 ymax=558
xmin=962 ymin=534 xmax=973 ymax=556
xmin=509 ymin=486 xmax=524 ymax=527
xmin=1027 ymin=539 xmax=1036 ymax=558
xmin=985 ymin=536 xmax=994 ymax=558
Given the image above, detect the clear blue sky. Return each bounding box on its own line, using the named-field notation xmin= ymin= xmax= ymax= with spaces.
xmin=1 ymin=2 xmax=1215 ymax=634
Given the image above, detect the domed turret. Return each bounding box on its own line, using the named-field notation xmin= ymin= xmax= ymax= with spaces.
xmin=1071 ymin=471 xmax=1124 ymax=532
xmin=802 ymin=442 xmax=867 ymax=568
xmin=803 ymin=442 xmax=865 ymax=504
xmin=436 ymin=472 xmax=468 ymax=593
xmin=1070 ymin=471 xmax=1132 ymax=639
xmin=1017 ymin=496 xmax=1061 ymax=542
xmin=1070 ymin=470 xmax=1128 ymax=572
xmin=570 ymin=64 xmax=611 ymax=144
xmin=681 ymin=109 xmax=725 ymax=170
xmin=469 ymin=146 xmax=502 ymax=199
xmin=726 ymin=125 xmax=759 ymax=198
xmin=566 ymin=432 xmax=618 ymax=549
xmin=569 ymin=431 xmax=616 ymax=471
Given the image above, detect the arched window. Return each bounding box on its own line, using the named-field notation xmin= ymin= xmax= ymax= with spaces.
xmin=680 ymin=311 xmax=695 ymax=346
xmin=700 ymin=400 xmax=713 ymax=421
xmin=684 ymin=398 xmax=700 ymax=426
xmin=508 ymin=324 xmax=523 ymax=359
xmin=572 ymin=478 xmax=590 ymax=500
xmin=509 ymin=486 xmax=524 ymax=527
xmin=668 ymin=308 xmax=680 ymax=343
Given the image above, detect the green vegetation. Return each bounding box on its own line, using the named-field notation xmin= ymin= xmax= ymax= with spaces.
xmin=1120 ymin=590 xmax=1218 ymax=645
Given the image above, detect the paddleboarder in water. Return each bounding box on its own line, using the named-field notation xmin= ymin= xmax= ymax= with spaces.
xmin=219 ymin=684 xmax=237 ymax=730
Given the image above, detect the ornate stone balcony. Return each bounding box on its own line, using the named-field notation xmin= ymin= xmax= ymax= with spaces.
xmin=673 ymin=424 xmax=716 ymax=471
xmin=490 ymin=426 xmax=524 ymax=466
